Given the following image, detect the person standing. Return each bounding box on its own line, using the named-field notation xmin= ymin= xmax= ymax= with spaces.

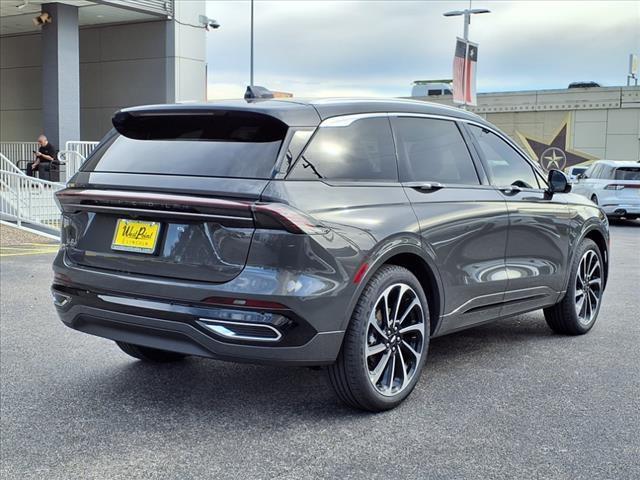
xmin=31 ymin=135 xmax=57 ymax=181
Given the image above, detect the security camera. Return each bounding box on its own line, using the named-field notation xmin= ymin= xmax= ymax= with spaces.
xmin=198 ymin=14 xmax=220 ymax=31
xmin=33 ymin=12 xmax=52 ymax=27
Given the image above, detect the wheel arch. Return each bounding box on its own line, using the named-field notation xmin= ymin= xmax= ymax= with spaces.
xmin=565 ymin=224 xmax=609 ymax=292
xmin=583 ymin=228 xmax=609 ymax=288
xmin=342 ymin=243 xmax=444 ymax=336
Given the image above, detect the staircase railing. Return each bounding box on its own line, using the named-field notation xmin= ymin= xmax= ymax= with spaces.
xmin=1 ymin=152 xmax=27 ymax=175
xmin=65 ymin=141 xmax=98 ymax=161
xmin=58 ymin=150 xmax=87 ymax=181
xmin=0 ymin=142 xmax=39 ymax=170
xmin=0 ymin=167 xmax=63 ymax=233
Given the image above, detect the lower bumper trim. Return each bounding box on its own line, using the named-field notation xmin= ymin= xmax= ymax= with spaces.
xmin=59 ymin=304 xmax=343 ymax=366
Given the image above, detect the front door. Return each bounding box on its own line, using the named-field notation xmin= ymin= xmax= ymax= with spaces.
xmin=466 ymin=124 xmax=571 ymax=316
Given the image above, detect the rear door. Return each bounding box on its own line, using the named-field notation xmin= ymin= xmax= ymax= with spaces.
xmin=58 ymin=109 xmax=292 ymax=284
xmin=465 ymin=123 xmax=571 ymax=313
xmin=390 ymin=115 xmax=510 ymax=333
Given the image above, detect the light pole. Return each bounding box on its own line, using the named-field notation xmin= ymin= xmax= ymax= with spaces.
xmin=443 ymin=4 xmax=490 ymax=109
xmin=443 ymin=6 xmax=490 ymax=45
xmin=250 ymin=0 xmax=254 ymax=87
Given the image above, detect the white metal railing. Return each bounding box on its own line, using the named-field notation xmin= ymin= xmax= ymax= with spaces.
xmin=0 ymin=170 xmax=63 ymax=232
xmin=1 ymin=152 xmax=26 ymax=175
xmin=0 ymin=142 xmax=39 ymax=170
xmin=57 ymin=150 xmax=87 ymax=181
xmin=65 ymin=141 xmax=98 ymax=160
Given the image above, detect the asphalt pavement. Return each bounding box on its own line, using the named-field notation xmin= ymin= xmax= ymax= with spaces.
xmin=1 ymin=220 xmax=639 ymax=480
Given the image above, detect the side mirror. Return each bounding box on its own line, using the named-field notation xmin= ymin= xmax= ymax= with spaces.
xmin=576 ymin=173 xmax=586 ymax=180
xmin=548 ymin=169 xmax=571 ymax=194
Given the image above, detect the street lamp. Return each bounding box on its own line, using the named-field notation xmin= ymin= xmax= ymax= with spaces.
xmin=250 ymin=0 xmax=254 ymax=87
xmin=443 ymin=7 xmax=490 ymax=44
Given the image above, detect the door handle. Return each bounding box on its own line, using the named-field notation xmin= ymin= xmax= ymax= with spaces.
xmin=499 ymin=185 xmax=522 ymax=194
xmin=404 ymin=181 xmax=445 ymax=191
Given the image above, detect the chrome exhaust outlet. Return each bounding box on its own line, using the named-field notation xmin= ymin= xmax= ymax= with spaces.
xmin=51 ymin=290 xmax=71 ymax=307
xmin=198 ymin=318 xmax=282 ymax=342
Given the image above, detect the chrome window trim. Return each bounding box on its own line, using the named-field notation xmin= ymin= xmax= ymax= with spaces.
xmin=319 ymin=112 xmax=389 ymax=128
xmin=314 ymin=111 xmax=549 ymax=190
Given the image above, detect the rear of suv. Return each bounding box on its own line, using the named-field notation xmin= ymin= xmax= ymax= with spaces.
xmin=571 ymin=160 xmax=640 ymax=219
xmin=53 ymin=99 xmax=609 ymax=411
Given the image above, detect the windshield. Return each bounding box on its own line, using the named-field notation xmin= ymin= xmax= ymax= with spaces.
xmin=614 ymin=167 xmax=640 ymax=181
xmin=82 ymin=111 xmax=288 ymax=179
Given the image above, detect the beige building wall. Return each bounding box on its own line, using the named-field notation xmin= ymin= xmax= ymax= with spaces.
xmin=416 ymin=86 xmax=640 ymax=165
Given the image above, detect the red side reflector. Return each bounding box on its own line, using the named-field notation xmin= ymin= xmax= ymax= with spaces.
xmin=353 ymin=262 xmax=369 ymax=284
xmin=202 ymin=296 xmax=288 ymax=310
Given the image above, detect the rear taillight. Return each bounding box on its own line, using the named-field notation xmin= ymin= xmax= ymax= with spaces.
xmin=252 ymin=203 xmax=329 ymax=235
xmin=604 ymin=184 xmax=625 ymax=190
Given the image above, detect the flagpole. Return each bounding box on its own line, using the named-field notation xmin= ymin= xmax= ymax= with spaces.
xmin=462 ymin=12 xmax=470 ymax=110
xmin=443 ymin=5 xmax=490 ymax=110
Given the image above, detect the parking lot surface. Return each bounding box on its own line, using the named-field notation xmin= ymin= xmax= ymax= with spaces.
xmin=1 ymin=221 xmax=639 ymax=480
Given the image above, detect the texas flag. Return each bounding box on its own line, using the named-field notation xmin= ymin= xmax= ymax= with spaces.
xmin=452 ymin=38 xmax=479 ymax=106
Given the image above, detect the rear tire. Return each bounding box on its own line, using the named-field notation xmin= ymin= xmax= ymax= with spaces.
xmin=116 ymin=341 xmax=187 ymax=362
xmin=328 ymin=265 xmax=430 ymax=412
xmin=544 ymin=238 xmax=603 ymax=335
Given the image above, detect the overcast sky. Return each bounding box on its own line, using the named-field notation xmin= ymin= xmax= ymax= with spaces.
xmin=205 ymin=0 xmax=640 ymax=99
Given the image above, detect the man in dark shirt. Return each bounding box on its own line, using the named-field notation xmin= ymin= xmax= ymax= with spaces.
xmin=32 ymin=135 xmax=57 ymax=181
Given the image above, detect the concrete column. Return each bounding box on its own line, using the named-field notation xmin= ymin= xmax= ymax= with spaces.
xmin=42 ymin=2 xmax=80 ymax=150
xmin=164 ymin=0 xmax=207 ymax=103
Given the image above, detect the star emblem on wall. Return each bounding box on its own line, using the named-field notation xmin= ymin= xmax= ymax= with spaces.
xmin=540 ymin=147 xmax=567 ymax=170
xmin=516 ymin=115 xmax=597 ymax=171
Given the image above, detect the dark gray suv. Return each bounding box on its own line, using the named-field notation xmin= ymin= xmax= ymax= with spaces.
xmin=52 ymin=99 xmax=609 ymax=411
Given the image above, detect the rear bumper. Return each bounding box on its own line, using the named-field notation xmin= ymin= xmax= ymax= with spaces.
xmin=53 ymin=287 xmax=344 ymax=366
xmin=601 ymin=203 xmax=640 ymax=216
xmin=51 ymin=241 xmax=357 ymax=365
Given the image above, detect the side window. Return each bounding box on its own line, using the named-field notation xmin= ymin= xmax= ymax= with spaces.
xmin=288 ymin=117 xmax=397 ymax=181
xmin=602 ymin=165 xmax=615 ymax=179
xmin=589 ymin=164 xmax=601 ymax=179
xmin=392 ymin=117 xmax=479 ymax=185
xmin=468 ymin=125 xmax=540 ymax=189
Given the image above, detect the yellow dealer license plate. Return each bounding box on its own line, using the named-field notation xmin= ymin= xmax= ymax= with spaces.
xmin=111 ymin=219 xmax=160 ymax=254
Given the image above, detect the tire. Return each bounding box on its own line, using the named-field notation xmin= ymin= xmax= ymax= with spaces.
xmin=328 ymin=265 xmax=430 ymax=412
xmin=544 ymin=238 xmax=604 ymax=335
xmin=115 ymin=341 xmax=188 ymax=362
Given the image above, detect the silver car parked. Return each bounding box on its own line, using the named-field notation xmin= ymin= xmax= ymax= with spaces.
xmin=571 ymin=160 xmax=640 ymax=220
xmin=52 ymin=99 xmax=610 ymax=411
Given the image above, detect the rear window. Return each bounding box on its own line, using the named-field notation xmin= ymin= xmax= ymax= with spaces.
xmin=81 ymin=111 xmax=288 ymax=178
xmin=614 ymin=167 xmax=640 ymax=181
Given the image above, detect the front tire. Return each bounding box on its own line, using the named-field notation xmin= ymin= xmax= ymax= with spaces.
xmin=328 ymin=265 xmax=430 ymax=411
xmin=544 ymin=238 xmax=604 ymax=335
xmin=116 ymin=341 xmax=188 ymax=362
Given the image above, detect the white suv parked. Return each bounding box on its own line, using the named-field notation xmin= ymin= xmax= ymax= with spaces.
xmin=571 ymin=160 xmax=640 ymax=219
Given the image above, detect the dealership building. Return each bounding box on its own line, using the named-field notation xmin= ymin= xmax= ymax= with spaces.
xmin=0 ymin=0 xmax=207 ymax=148
xmin=1 ymin=1 xmax=637 ymax=170
xmin=412 ymin=86 xmax=640 ymax=169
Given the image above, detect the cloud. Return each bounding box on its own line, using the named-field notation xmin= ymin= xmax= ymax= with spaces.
xmin=206 ymin=0 xmax=640 ymax=99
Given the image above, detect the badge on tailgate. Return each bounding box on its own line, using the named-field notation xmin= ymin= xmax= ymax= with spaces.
xmin=111 ymin=219 xmax=160 ymax=254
